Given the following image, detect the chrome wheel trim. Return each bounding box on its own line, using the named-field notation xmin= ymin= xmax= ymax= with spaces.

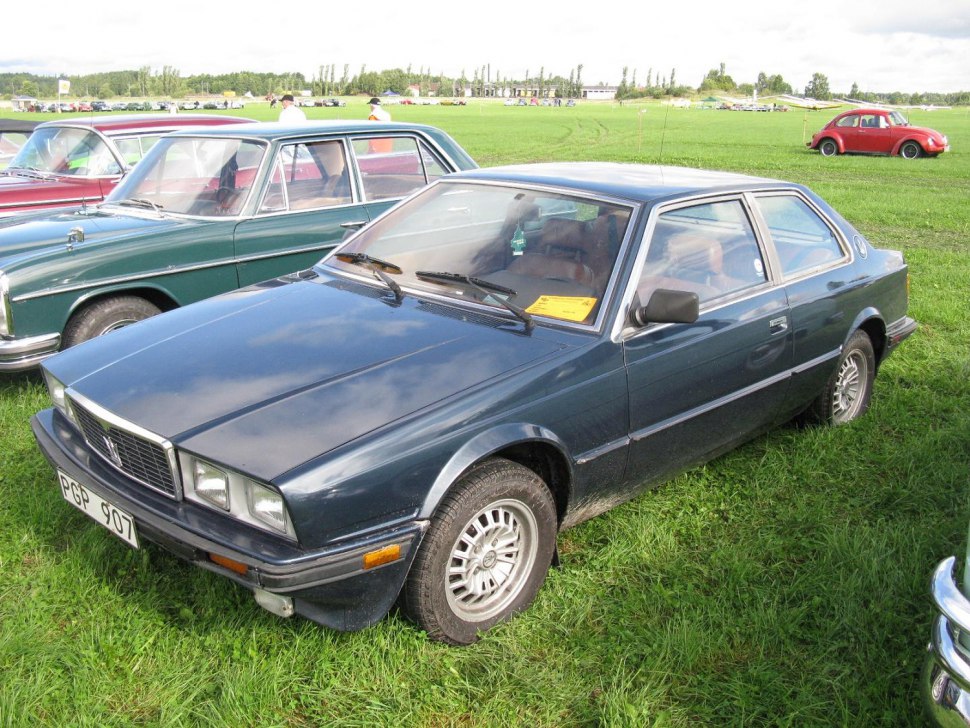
xmin=446 ymin=498 xmax=539 ymax=622
xmin=832 ymin=349 xmax=868 ymax=423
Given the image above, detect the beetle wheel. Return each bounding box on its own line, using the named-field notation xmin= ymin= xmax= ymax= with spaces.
xmin=818 ymin=138 xmax=839 ymax=157
xmin=400 ymin=458 xmax=557 ymax=644
xmin=899 ymin=141 xmax=922 ymax=159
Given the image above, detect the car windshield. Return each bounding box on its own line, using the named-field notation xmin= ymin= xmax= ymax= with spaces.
xmin=5 ymin=127 xmax=120 ymax=177
xmin=888 ymin=110 xmax=909 ymax=127
xmin=103 ymin=136 xmax=267 ymax=217
xmin=325 ymin=181 xmax=633 ymax=326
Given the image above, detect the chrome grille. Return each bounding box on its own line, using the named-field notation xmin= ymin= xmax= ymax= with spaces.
xmin=70 ymin=398 xmax=178 ymax=498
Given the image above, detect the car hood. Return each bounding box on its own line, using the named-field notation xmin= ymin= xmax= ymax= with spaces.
xmin=0 ymin=208 xmax=179 ymax=261
xmin=47 ymin=274 xmax=574 ymax=481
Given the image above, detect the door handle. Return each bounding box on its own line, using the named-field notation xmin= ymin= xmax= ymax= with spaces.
xmin=769 ymin=316 xmax=788 ymax=334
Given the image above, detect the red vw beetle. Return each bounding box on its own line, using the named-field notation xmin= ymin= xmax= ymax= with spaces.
xmin=808 ymin=108 xmax=949 ymax=159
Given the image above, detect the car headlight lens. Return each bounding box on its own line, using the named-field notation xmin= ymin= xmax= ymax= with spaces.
xmin=180 ymin=453 xmax=295 ymax=539
xmin=192 ymin=459 xmax=230 ymax=510
xmin=248 ymin=482 xmax=289 ymax=534
xmin=41 ymin=368 xmax=76 ymax=425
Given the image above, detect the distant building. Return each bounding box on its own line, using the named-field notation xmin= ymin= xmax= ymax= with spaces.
xmin=581 ymin=85 xmax=618 ymax=101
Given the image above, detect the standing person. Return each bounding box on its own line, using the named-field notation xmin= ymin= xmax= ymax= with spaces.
xmin=278 ymin=94 xmax=306 ymax=122
xmin=367 ymin=97 xmax=391 ymax=121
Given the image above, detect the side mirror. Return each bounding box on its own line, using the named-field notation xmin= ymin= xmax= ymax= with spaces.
xmin=630 ymin=289 xmax=699 ymax=327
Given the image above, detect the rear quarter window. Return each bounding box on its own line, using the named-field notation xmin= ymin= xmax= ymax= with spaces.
xmin=756 ymin=195 xmax=845 ymax=277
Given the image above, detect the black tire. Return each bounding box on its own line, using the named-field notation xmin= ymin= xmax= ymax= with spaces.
xmin=63 ymin=296 xmax=162 ymax=348
xmin=808 ymin=330 xmax=875 ymax=425
xmin=899 ymin=140 xmax=922 ymax=159
xmin=401 ymin=458 xmax=557 ymax=645
xmin=818 ymin=138 xmax=839 ymax=157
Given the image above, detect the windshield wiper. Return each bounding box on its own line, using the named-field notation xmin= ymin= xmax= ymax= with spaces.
xmin=113 ymin=198 xmax=164 ymax=213
xmin=334 ymin=252 xmax=404 ymax=302
xmin=415 ymin=270 xmax=533 ymax=332
xmin=4 ymin=166 xmax=49 ymax=179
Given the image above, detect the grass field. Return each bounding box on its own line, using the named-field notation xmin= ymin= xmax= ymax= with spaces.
xmin=1 ymin=100 xmax=968 ymax=726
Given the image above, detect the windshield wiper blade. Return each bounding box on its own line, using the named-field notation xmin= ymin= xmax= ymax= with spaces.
xmin=114 ymin=198 xmax=164 ymax=213
xmin=415 ymin=270 xmax=533 ymax=332
xmin=334 ymin=252 xmax=404 ymax=302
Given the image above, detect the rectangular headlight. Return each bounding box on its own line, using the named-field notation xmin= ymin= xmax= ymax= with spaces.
xmin=192 ymin=459 xmax=230 ymax=510
xmin=247 ymin=482 xmax=289 ymax=534
xmin=41 ymin=368 xmax=75 ymax=425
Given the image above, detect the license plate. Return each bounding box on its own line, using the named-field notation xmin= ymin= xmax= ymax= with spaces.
xmin=58 ymin=469 xmax=139 ymax=548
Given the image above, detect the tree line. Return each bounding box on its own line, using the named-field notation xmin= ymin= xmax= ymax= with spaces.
xmin=2 ymin=64 xmax=967 ymax=106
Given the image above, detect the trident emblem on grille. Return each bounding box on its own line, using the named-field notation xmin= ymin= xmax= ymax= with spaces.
xmin=103 ymin=435 xmax=123 ymax=468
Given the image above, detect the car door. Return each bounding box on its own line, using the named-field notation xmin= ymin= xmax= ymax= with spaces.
xmin=234 ymin=138 xmax=366 ymax=287
xmin=852 ymin=113 xmax=892 ymax=154
xmin=622 ymin=197 xmax=793 ymax=484
xmin=750 ymin=192 xmax=855 ymax=408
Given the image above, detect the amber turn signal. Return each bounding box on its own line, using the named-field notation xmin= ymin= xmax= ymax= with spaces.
xmin=209 ymin=552 xmax=249 ymax=575
xmin=363 ymin=544 xmax=401 ymax=570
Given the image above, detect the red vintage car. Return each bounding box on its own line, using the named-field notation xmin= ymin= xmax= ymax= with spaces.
xmin=808 ymin=108 xmax=949 ymax=159
xmin=0 ymin=114 xmax=249 ymax=217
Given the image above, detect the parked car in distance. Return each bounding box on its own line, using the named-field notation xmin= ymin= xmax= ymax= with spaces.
xmin=0 ymin=119 xmax=38 ymax=171
xmin=0 ymin=120 xmax=477 ymax=371
xmin=0 ymin=114 xmax=249 ymax=218
xmin=923 ymin=536 xmax=970 ymax=725
xmin=31 ymin=162 xmax=916 ymax=644
xmin=808 ymin=108 xmax=949 ymax=159
xmin=91 ymin=101 xmax=111 ymax=112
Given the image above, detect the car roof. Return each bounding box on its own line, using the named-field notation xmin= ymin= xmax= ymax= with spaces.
xmin=33 ymin=114 xmax=250 ymax=135
xmin=0 ymin=119 xmax=39 ymax=133
xmin=161 ymin=120 xmax=456 ymax=141
xmin=447 ymin=162 xmax=791 ymax=203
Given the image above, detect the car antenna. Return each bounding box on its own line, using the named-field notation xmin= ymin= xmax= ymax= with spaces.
xmin=658 ymin=101 xmax=671 ymax=166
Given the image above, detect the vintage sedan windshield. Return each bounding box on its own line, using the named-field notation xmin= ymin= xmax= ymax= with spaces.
xmin=6 ymin=126 xmax=120 ymax=177
xmin=102 ymin=137 xmax=267 ymax=217
xmin=328 ymin=181 xmax=632 ymax=326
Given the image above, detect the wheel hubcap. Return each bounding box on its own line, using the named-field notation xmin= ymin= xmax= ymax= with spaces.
xmin=832 ymin=350 xmax=867 ymax=422
xmin=446 ymin=499 xmax=538 ymax=622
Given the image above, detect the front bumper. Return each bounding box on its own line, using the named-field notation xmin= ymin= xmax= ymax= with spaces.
xmin=31 ymin=407 xmax=428 ymax=631
xmin=923 ymin=557 xmax=970 ymax=726
xmin=0 ymin=332 xmax=60 ymax=372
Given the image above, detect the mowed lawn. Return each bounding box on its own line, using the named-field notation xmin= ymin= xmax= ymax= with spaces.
xmin=1 ymin=101 xmax=968 ymax=726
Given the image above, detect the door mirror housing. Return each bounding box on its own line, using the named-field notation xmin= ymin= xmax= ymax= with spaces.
xmin=630 ymin=288 xmax=699 ymax=327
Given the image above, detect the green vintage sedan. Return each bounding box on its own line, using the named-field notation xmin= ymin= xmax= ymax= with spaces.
xmin=0 ymin=121 xmax=477 ymax=371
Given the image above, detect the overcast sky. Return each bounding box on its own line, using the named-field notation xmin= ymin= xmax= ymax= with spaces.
xmin=3 ymin=0 xmax=968 ymax=94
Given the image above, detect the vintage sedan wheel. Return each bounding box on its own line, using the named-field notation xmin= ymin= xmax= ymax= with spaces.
xmin=809 ymin=330 xmax=875 ymax=425
xmin=401 ymin=458 xmax=557 ymax=644
xmin=818 ymin=138 xmax=839 ymax=157
xmin=899 ymin=141 xmax=922 ymax=159
xmin=63 ymin=296 xmax=162 ymax=348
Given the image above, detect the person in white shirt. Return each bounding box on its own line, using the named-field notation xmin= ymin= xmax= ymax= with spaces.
xmin=278 ymin=94 xmax=306 ymax=122
xmin=367 ymin=97 xmax=391 ymax=122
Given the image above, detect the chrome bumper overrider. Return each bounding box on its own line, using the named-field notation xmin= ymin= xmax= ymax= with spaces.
xmin=0 ymin=332 xmax=60 ymax=372
xmin=923 ymin=557 xmax=970 ymax=726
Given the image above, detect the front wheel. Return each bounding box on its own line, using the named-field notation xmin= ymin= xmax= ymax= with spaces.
xmin=400 ymin=458 xmax=557 ymax=644
xmin=809 ymin=330 xmax=876 ymax=425
xmin=818 ymin=138 xmax=839 ymax=157
xmin=63 ymin=296 xmax=162 ymax=348
xmin=899 ymin=141 xmax=922 ymax=159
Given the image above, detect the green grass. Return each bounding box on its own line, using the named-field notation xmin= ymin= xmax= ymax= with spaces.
xmin=1 ymin=101 xmax=969 ymax=726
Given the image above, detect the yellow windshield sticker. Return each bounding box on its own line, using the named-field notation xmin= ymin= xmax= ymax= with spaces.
xmin=526 ymin=296 xmax=598 ymax=322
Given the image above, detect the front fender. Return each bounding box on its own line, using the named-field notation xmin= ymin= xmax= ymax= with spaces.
xmin=419 ymin=423 xmax=573 ymax=520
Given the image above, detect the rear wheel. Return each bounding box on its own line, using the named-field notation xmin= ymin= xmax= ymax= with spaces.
xmin=818 ymin=138 xmax=839 ymax=157
xmin=899 ymin=140 xmax=922 ymax=159
xmin=63 ymin=296 xmax=161 ymax=348
xmin=809 ymin=330 xmax=875 ymax=425
xmin=401 ymin=458 xmax=557 ymax=644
